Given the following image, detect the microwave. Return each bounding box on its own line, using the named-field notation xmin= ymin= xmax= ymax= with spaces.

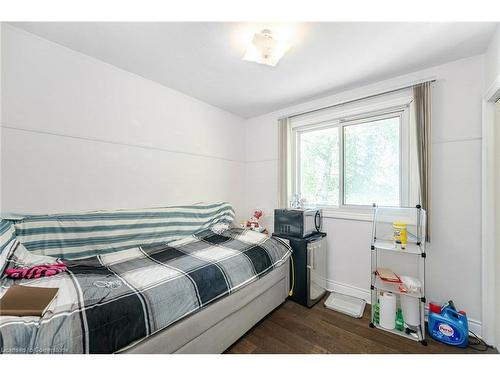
xmin=274 ymin=209 xmax=322 ymax=238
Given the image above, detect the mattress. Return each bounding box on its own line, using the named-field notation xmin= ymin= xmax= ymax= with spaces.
xmin=0 ymin=228 xmax=291 ymax=354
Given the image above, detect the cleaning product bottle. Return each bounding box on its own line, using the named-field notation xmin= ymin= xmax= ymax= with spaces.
xmin=395 ymin=308 xmax=404 ymax=331
xmin=428 ymin=300 xmax=469 ymax=348
xmin=373 ymin=301 xmax=380 ymax=325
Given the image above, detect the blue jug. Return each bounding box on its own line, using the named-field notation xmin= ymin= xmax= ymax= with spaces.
xmin=428 ymin=300 xmax=469 ymax=348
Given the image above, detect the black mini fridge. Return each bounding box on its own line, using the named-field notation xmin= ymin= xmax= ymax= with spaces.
xmin=272 ymin=232 xmax=327 ymax=307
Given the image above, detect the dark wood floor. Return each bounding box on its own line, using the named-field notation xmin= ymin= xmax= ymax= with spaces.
xmin=225 ymin=296 xmax=497 ymax=354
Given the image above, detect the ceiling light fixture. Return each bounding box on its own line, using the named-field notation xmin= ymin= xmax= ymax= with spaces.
xmin=243 ymin=29 xmax=289 ymax=67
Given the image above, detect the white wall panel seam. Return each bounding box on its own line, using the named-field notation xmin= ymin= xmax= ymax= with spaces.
xmin=1 ymin=125 xmax=246 ymax=164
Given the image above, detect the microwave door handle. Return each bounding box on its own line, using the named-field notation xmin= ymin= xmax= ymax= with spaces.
xmin=314 ymin=211 xmax=320 ymax=231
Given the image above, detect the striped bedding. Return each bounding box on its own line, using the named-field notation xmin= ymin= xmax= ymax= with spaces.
xmin=0 ymin=228 xmax=291 ymax=354
xmin=0 ymin=221 xmax=15 ymax=254
xmin=4 ymin=202 xmax=235 ymax=259
xmin=0 ymin=221 xmax=16 ymax=275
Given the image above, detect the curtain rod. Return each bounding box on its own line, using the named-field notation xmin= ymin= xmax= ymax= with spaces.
xmin=282 ymin=78 xmax=436 ymax=120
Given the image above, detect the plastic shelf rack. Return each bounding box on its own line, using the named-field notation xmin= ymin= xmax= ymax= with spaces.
xmin=369 ymin=205 xmax=427 ymax=346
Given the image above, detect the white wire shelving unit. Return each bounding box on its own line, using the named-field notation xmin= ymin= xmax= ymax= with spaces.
xmin=369 ymin=205 xmax=427 ymax=345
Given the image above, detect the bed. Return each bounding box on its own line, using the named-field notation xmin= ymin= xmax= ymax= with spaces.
xmin=0 ymin=203 xmax=291 ymax=354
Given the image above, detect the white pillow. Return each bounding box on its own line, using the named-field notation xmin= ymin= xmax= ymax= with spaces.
xmin=211 ymin=222 xmax=230 ymax=234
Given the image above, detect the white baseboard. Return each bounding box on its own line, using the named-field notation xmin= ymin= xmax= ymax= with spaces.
xmin=325 ymin=279 xmax=484 ymax=340
xmin=462 ymin=318 xmax=483 ymax=338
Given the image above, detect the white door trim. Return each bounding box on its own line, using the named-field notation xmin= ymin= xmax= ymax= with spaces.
xmin=481 ymin=76 xmax=500 ymax=346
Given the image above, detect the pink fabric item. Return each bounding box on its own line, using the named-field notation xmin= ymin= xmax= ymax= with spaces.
xmin=5 ymin=263 xmax=67 ymax=279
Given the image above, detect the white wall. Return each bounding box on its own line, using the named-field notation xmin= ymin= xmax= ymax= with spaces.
xmin=0 ymin=22 xmax=3 ymax=213
xmin=495 ymin=100 xmax=500 ymax=349
xmin=1 ymin=25 xmax=246 ymax=218
xmin=483 ymin=25 xmax=500 ymax=347
xmin=485 ymin=26 xmax=500 ymax=92
xmin=243 ymin=55 xmax=485 ymax=334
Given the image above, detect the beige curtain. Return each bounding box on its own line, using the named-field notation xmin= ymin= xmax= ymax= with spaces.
xmin=414 ymin=82 xmax=432 ymax=242
xmin=277 ymin=118 xmax=290 ymax=208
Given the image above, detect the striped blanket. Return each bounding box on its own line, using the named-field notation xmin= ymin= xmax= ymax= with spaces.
xmin=0 ymin=222 xmax=16 ymax=276
xmin=0 ymin=221 xmax=15 ymax=255
xmin=0 ymin=228 xmax=291 ymax=354
xmin=2 ymin=202 xmax=235 ymax=260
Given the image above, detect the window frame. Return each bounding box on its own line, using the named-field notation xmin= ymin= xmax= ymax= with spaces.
xmin=289 ymin=91 xmax=415 ymax=220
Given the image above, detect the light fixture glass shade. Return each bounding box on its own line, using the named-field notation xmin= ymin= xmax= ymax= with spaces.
xmin=243 ymin=29 xmax=289 ymax=67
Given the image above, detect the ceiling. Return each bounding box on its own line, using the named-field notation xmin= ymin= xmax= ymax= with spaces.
xmin=10 ymin=22 xmax=499 ymax=118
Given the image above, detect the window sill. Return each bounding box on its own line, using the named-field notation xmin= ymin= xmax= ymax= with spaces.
xmin=321 ymin=207 xmax=374 ymax=222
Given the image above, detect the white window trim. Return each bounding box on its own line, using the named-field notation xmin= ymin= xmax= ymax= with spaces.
xmin=288 ymin=89 xmax=418 ymax=221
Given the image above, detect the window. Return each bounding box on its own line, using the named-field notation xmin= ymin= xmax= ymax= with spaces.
xmin=289 ymin=92 xmax=415 ymax=213
xmin=343 ymin=115 xmax=400 ymax=206
xmin=299 ymin=126 xmax=340 ymax=206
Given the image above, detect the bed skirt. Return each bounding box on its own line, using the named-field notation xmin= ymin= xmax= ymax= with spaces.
xmin=121 ymin=257 xmax=290 ymax=354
